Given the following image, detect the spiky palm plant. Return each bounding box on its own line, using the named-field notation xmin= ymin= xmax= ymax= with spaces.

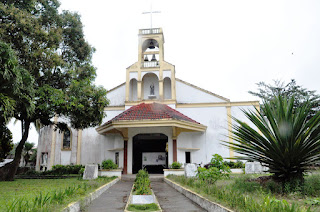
xmin=225 ymin=95 xmax=320 ymax=183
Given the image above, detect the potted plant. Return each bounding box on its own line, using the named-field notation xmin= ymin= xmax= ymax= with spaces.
xmin=99 ymin=159 xmax=122 ymax=178
xmin=163 ymin=161 xmax=184 ymax=177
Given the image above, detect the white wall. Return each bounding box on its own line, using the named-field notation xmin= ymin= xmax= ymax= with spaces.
xmin=60 ymin=151 xmax=71 ymax=165
xmin=177 ymin=106 xmax=229 ymax=163
xmin=176 ymin=80 xmax=227 ymax=103
xmin=231 ymin=105 xmax=258 ymax=158
xmin=107 ymin=84 xmax=126 ymax=106
xmin=104 ymin=110 xmax=125 ymax=123
xmin=80 ymin=127 xmax=109 ymax=165
xmin=36 ymin=126 xmax=53 ymax=171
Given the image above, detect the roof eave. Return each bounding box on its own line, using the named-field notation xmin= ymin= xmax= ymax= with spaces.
xmin=96 ymin=119 xmax=207 ymax=135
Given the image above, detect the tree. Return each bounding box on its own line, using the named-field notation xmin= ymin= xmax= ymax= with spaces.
xmin=0 ymin=1 xmax=108 ymax=181
xmin=22 ymin=142 xmax=35 ymax=166
xmin=0 ymin=41 xmax=34 ymax=163
xmin=224 ymin=95 xmax=320 ymax=185
xmin=29 ymin=148 xmax=37 ymax=167
xmin=249 ymin=79 xmax=320 ymax=120
xmin=0 ymin=123 xmax=13 ymax=162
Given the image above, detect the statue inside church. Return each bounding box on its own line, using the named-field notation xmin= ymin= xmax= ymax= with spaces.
xmin=150 ymin=83 xmax=155 ymax=95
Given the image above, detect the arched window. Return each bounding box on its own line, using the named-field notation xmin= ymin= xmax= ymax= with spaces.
xmin=142 ymin=73 xmax=159 ymax=99
xmin=129 ymin=79 xmax=138 ymax=101
xmin=142 ymin=39 xmax=160 ymax=68
xmin=62 ymin=129 xmax=71 ymax=150
xmin=163 ymin=77 xmax=172 ymax=99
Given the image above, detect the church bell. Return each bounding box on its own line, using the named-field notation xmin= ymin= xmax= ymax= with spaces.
xmin=151 ymin=54 xmax=157 ymax=61
xmin=148 ymin=40 xmax=155 ymax=49
xmin=144 ymin=55 xmax=149 ymax=61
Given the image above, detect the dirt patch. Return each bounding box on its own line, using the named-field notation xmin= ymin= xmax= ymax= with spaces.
xmin=247 ymin=175 xmax=273 ymax=184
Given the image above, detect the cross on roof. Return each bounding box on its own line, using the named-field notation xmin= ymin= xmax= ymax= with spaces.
xmin=142 ymin=3 xmax=161 ymax=29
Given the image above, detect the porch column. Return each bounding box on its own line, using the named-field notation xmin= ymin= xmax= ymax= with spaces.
xmin=173 ymin=139 xmax=177 ymax=162
xmin=123 ymin=139 xmax=128 ymax=174
xmin=159 ymin=79 xmax=164 ymax=100
xmin=137 ymin=81 xmax=142 ymax=101
xmin=172 ymin=127 xmax=181 ymax=162
xmin=119 ymin=128 xmax=129 ymax=174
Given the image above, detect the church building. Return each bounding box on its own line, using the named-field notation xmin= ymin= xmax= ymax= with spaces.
xmin=36 ymin=28 xmax=259 ymax=174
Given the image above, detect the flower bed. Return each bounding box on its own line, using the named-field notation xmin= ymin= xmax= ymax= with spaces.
xmin=99 ymin=159 xmax=122 ymax=177
xmin=125 ymin=170 xmax=161 ymax=211
xmin=133 ymin=169 xmax=152 ymax=196
xmin=163 ymin=161 xmax=184 ymax=177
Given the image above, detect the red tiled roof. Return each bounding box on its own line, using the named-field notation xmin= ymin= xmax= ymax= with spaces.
xmin=106 ymin=103 xmax=200 ymax=124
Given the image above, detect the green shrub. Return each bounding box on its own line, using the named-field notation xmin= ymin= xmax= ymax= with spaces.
xmin=51 ymin=164 xmax=84 ymax=175
xmin=101 ymin=159 xmax=118 ymax=170
xmin=135 ymin=169 xmax=149 ymax=179
xmin=133 ymin=169 xmax=151 ymax=195
xmin=198 ymin=154 xmax=231 ymax=184
xmin=223 ymin=160 xmax=245 ymax=168
xmin=303 ymin=174 xmax=320 ymax=196
xmin=22 ymin=165 xmax=84 ymax=176
xmin=170 ymin=161 xmax=182 ymax=169
xmin=79 ymin=168 xmax=85 ymax=175
xmin=234 ymin=161 xmax=245 ymax=168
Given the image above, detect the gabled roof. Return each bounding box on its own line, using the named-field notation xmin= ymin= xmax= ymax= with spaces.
xmin=106 ymin=102 xmax=199 ymax=124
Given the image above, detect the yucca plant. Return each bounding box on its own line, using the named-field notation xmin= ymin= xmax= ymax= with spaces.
xmin=225 ymin=95 xmax=320 ymax=183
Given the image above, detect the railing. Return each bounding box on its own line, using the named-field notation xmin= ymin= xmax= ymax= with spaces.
xmin=142 ymin=61 xmax=159 ymax=68
xmin=140 ymin=28 xmax=161 ymax=35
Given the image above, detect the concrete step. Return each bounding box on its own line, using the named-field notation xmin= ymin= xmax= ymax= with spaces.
xmin=122 ymin=174 xmax=164 ymax=182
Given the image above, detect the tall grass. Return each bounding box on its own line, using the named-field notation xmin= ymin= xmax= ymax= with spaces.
xmin=5 ymin=177 xmax=115 ymax=212
xmin=167 ymin=175 xmax=312 ymax=212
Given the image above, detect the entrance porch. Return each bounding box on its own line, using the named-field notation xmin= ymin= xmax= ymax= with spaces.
xmin=96 ymin=103 xmax=207 ymax=174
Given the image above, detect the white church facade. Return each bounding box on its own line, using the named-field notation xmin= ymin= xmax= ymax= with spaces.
xmin=36 ymin=28 xmax=259 ymax=174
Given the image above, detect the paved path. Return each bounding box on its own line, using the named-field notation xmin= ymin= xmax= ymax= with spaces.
xmin=85 ymin=180 xmax=133 ymax=212
xmin=151 ymin=181 xmax=206 ymax=212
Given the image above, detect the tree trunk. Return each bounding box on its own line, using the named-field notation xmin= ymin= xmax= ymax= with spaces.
xmin=0 ymin=121 xmax=30 ymax=181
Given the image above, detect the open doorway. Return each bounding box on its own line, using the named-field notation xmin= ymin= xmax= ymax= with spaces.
xmin=132 ymin=133 xmax=168 ymax=174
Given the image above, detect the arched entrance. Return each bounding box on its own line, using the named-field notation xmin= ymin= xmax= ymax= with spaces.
xmin=132 ymin=133 xmax=168 ymax=174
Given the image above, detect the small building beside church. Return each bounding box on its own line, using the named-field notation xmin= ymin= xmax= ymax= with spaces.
xmin=36 ymin=28 xmax=259 ymax=174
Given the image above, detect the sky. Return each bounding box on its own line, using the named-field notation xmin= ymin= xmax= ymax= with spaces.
xmin=8 ymin=0 xmax=320 ymax=145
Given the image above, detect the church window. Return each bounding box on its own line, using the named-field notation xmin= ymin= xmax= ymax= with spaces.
xmin=62 ymin=129 xmax=71 ymax=150
xmin=115 ymin=152 xmax=119 ymax=166
xmin=40 ymin=152 xmax=48 ymax=171
xmin=163 ymin=77 xmax=172 ymax=99
xmin=129 ymin=79 xmax=138 ymax=101
xmin=185 ymin=152 xmax=191 ymax=163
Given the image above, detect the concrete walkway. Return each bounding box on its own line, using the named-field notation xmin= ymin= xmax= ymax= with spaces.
xmin=151 ymin=181 xmax=206 ymax=212
xmin=85 ymin=180 xmax=133 ymax=212
xmin=85 ymin=176 xmax=206 ymax=212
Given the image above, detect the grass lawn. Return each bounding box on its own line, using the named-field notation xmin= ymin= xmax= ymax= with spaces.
xmin=168 ymin=171 xmax=320 ymax=212
xmin=127 ymin=203 xmax=160 ymax=211
xmin=0 ymin=176 xmax=116 ymax=211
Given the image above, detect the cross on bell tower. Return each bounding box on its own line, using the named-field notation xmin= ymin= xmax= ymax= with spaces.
xmin=142 ymin=3 xmax=161 ymax=30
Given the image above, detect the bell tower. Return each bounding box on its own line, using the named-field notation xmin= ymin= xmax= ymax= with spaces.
xmin=125 ymin=28 xmax=176 ymax=105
